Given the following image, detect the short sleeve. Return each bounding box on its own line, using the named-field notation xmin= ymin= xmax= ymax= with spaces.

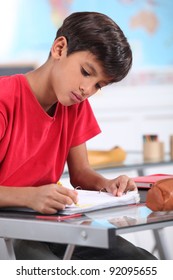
xmin=70 ymin=100 xmax=101 ymax=147
xmin=0 ymin=112 xmax=6 ymax=140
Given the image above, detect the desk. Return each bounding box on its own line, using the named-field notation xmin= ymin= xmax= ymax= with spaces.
xmin=0 ymin=201 xmax=173 ymax=260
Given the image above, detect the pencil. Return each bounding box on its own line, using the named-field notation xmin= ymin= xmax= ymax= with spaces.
xmin=36 ymin=213 xmax=82 ymax=221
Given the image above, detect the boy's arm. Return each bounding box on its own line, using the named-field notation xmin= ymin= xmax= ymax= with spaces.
xmin=67 ymin=143 xmax=137 ymax=196
xmin=0 ymin=184 xmax=78 ymax=214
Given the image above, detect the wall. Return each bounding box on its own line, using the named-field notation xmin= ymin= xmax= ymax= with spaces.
xmin=88 ymin=75 xmax=173 ymax=153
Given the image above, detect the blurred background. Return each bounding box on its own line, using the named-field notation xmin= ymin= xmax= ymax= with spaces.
xmin=0 ymin=0 xmax=173 ymax=153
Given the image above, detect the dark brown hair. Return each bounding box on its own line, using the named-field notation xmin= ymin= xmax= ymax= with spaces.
xmin=54 ymin=11 xmax=132 ymax=83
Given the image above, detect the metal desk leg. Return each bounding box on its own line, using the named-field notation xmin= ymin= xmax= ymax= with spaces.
xmin=63 ymin=244 xmax=76 ymax=260
xmin=0 ymin=238 xmax=16 ymax=260
xmin=153 ymin=228 xmax=171 ymax=260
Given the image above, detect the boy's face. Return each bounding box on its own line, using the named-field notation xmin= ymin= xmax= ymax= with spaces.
xmin=50 ymin=37 xmax=111 ymax=106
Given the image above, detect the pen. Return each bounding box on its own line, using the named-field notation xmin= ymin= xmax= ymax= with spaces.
xmin=36 ymin=213 xmax=82 ymax=221
xmin=57 ymin=180 xmax=79 ymax=206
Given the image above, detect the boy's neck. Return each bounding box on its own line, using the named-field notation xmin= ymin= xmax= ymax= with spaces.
xmin=25 ymin=64 xmax=58 ymax=113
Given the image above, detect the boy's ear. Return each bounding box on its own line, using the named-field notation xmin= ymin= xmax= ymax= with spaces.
xmin=51 ymin=36 xmax=68 ymax=58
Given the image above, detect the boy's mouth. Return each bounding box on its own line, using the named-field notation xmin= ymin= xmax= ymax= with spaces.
xmin=70 ymin=91 xmax=83 ymax=103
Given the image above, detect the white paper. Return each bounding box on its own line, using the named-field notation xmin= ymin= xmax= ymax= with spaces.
xmin=60 ymin=190 xmax=140 ymax=214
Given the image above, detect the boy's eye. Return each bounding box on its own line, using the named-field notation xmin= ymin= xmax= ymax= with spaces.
xmin=81 ymin=67 xmax=90 ymax=77
xmin=96 ymin=83 xmax=101 ymax=90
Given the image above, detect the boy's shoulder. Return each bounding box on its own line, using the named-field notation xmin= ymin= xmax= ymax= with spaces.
xmin=0 ymin=73 xmax=23 ymax=83
xmin=0 ymin=74 xmax=27 ymax=95
xmin=0 ymin=75 xmax=31 ymax=113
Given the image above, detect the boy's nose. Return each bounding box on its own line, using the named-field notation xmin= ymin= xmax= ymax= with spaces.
xmin=79 ymin=84 xmax=96 ymax=97
xmin=79 ymin=87 xmax=85 ymax=97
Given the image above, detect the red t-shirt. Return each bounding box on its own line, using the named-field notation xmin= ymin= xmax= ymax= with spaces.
xmin=0 ymin=75 xmax=101 ymax=186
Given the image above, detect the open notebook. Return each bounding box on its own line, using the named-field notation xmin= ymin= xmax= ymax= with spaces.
xmin=0 ymin=190 xmax=140 ymax=215
xmin=59 ymin=190 xmax=140 ymax=215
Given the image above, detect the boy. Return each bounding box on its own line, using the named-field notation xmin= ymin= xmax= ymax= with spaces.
xmin=0 ymin=12 xmax=156 ymax=259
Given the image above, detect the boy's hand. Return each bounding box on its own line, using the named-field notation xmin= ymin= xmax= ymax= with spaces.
xmin=27 ymin=184 xmax=78 ymax=214
xmin=105 ymin=175 xmax=137 ymax=196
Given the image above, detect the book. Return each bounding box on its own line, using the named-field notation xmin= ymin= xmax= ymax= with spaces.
xmin=59 ymin=190 xmax=140 ymax=215
xmin=133 ymin=173 xmax=173 ymax=189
